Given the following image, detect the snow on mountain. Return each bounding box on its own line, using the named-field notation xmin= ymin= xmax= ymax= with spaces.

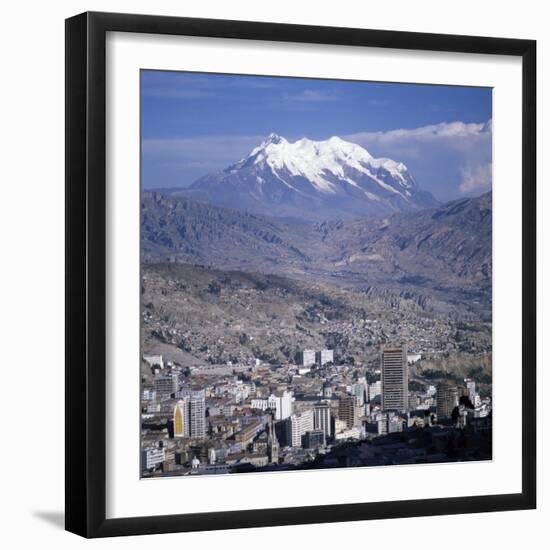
xmin=177 ymin=134 xmax=439 ymax=222
xmin=234 ymin=133 xmax=413 ymax=196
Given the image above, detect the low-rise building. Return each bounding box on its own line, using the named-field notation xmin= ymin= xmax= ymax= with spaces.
xmin=142 ymin=446 xmax=165 ymax=471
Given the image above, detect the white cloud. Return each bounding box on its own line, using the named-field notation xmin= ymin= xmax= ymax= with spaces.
xmin=344 ymin=120 xmax=492 ymax=201
xmin=346 ymin=120 xmax=491 ymax=146
xmin=459 ymin=163 xmax=493 ymax=194
xmin=143 ymin=121 xmax=492 ymax=200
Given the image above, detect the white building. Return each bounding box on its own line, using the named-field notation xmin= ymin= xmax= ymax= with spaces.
xmin=376 ymin=412 xmax=404 ymax=435
xmin=189 ymin=394 xmax=206 ymax=439
xmin=268 ymin=391 xmax=293 ymax=420
xmin=369 ymin=380 xmax=382 ymax=400
xmin=465 ymin=379 xmax=477 ymax=403
xmin=209 ymin=448 xmax=217 ymax=465
xmin=301 ymin=350 xmax=316 ymax=367
xmin=143 ymin=354 xmax=164 ymax=369
xmin=142 ymin=447 xmax=165 ymax=470
xmin=474 ymin=402 xmax=490 ymax=418
xmin=178 ymin=389 xmax=206 ymax=439
xmin=146 ymin=403 xmax=161 ymax=414
xmin=334 ymin=427 xmax=361 ymax=441
xmin=287 ymin=409 xmax=314 ymax=447
xmin=213 ymin=379 xmax=250 ymax=402
xmin=316 ymin=349 xmax=334 ymax=366
xmin=351 ymin=382 xmax=367 ymax=407
xmin=251 ymin=398 xmax=269 ymax=411
xmin=142 ymin=389 xmax=157 ymax=401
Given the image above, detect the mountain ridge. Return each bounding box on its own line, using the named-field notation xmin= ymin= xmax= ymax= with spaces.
xmin=170 ymin=134 xmax=439 ymax=222
xmin=142 ymin=190 xmax=492 ymax=318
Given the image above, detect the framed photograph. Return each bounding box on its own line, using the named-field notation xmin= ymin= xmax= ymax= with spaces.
xmin=65 ymin=11 xmax=536 ymax=538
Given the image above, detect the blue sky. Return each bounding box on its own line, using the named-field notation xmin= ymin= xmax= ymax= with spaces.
xmin=142 ymin=70 xmax=492 ymax=201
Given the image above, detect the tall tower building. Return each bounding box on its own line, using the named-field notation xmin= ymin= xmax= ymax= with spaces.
xmin=465 ymin=379 xmax=476 ymax=404
xmin=351 ymin=382 xmax=367 ymax=407
xmin=314 ymin=401 xmax=332 ymax=439
xmin=173 ymin=397 xmax=190 ymax=437
xmin=189 ymin=392 xmax=206 ymax=439
xmin=154 ymin=373 xmax=178 ymax=398
xmin=286 ymin=409 xmax=314 ymax=447
xmin=436 ymin=382 xmax=459 ymax=420
xmin=381 ymin=345 xmax=409 ymax=411
xmin=338 ymin=396 xmax=357 ymax=428
xmin=267 ymin=391 xmax=293 ymax=420
xmin=179 ymin=388 xmax=206 ymax=439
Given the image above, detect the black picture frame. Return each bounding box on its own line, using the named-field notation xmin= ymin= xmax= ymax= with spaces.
xmin=65 ymin=11 xmax=536 ymax=538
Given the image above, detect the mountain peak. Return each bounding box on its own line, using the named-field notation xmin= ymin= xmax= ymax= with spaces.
xmin=261 ymin=132 xmax=286 ymax=146
xmin=187 ymin=133 xmax=439 ymax=221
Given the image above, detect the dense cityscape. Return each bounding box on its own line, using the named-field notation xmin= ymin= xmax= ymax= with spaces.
xmin=141 ymin=344 xmax=492 ymax=477
xmin=140 ymin=74 xmax=493 ymax=479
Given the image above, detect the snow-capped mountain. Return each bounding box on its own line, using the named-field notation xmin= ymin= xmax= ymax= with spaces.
xmin=177 ymin=134 xmax=439 ymax=221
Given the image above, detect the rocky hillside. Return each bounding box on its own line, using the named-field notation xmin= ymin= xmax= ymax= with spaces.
xmin=142 ymin=191 xmax=492 ymax=318
xmin=141 ymin=263 xmax=490 ymax=367
xmin=314 ymin=191 xmax=492 ymax=301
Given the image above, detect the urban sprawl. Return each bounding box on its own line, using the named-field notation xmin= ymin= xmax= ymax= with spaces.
xmin=141 ymin=345 xmax=492 ymax=476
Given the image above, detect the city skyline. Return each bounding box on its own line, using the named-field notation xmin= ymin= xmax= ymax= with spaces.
xmin=141 ymin=342 xmax=492 ymax=477
xmin=140 ymin=71 xmax=492 ymax=478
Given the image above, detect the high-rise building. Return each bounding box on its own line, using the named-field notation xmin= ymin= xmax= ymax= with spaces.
xmin=436 ymin=383 xmax=459 ymax=420
xmin=268 ymin=391 xmax=293 ymax=420
xmin=465 ymin=379 xmax=476 ymax=404
xmin=315 ymin=349 xmax=334 ymax=366
xmin=179 ymin=389 xmax=206 ymax=439
xmin=338 ymin=396 xmax=357 ymax=428
xmin=369 ymin=380 xmax=381 ymax=400
xmin=286 ymin=409 xmax=314 ymax=447
xmin=381 ymin=345 xmax=408 ymax=411
xmin=189 ymin=393 xmax=206 ymax=439
xmin=351 ymin=382 xmax=367 ymax=407
xmin=313 ymin=401 xmax=332 ymax=439
xmin=154 ymin=373 xmax=178 ymax=398
xmin=173 ymin=397 xmax=190 ymax=437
